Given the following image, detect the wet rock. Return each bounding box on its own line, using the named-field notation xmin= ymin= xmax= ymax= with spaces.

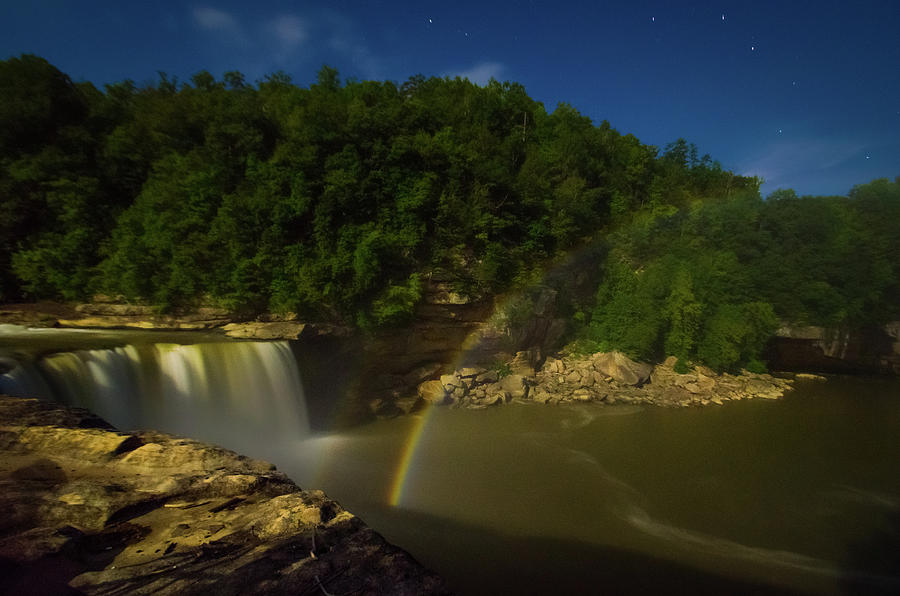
xmin=417 ymin=380 xmax=448 ymax=405
xmin=572 ymin=389 xmax=592 ymax=401
xmin=795 ymin=373 xmax=827 ymax=381
xmin=744 ymin=378 xmax=784 ymax=399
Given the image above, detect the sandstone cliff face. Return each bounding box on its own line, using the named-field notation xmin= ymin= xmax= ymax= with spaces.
xmin=770 ymin=324 xmax=900 ymax=374
xmin=0 ymin=396 xmax=448 ymax=595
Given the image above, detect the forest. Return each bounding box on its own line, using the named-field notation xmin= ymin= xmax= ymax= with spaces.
xmin=1 ymin=54 xmax=898 ymax=371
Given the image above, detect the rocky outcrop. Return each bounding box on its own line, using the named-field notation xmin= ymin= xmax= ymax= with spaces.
xmin=590 ymin=352 xmax=653 ymax=386
xmin=770 ymin=323 xmax=900 ymax=374
xmin=0 ymin=396 xmax=448 ymax=595
xmin=223 ymin=321 xmax=308 ymax=340
xmin=359 ymin=281 xmax=570 ymax=408
xmin=406 ymin=352 xmax=794 ymax=412
xmin=59 ymin=303 xmax=233 ymax=331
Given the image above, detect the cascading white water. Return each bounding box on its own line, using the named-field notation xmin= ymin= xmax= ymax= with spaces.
xmin=1 ymin=340 xmax=310 ymax=447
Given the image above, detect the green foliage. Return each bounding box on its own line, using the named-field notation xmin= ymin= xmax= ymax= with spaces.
xmin=696 ymin=302 xmax=778 ymax=372
xmin=1 ymin=54 xmax=895 ymax=346
xmin=492 ymin=360 xmax=512 ymax=379
xmin=368 ymin=273 xmax=423 ymax=327
xmin=585 ymin=177 xmax=899 ymax=370
xmin=673 ymin=358 xmax=691 ymax=374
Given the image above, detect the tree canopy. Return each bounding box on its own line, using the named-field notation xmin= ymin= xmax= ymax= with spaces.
xmin=1 ymin=54 xmax=897 ymax=370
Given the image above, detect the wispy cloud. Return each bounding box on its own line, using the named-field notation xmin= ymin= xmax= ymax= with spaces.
xmin=739 ymin=138 xmax=866 ymax=191
xmin=187 ymin=6 xmax=382 ymax=80
xmin=444 ymin=61 xmax=506 ymax=86
xmin=264 ymin=14 xmax=308 ymax=62
xmin=323 ymin=11 xmax=382 ymax=79
xmin=270 ymin=15 xmax=307 ymax=50
xmin=446 ymin=61 xmax=505 ymax=85
xmin=193 ymin=6 xmax=240 ymax=33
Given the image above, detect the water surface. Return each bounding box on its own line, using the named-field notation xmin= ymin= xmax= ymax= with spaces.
xmin=2 ymin=327 xmax=897 ymax=594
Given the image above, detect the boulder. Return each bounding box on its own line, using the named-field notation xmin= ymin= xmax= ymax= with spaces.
xmin=440 ymin=373 xmax=462 ymax=391
xmin=591 ymin=352 xmax=653 ymax=386
xmin=565 ymin=370 xmax=582 ymax=385
xmin=571 ymin=388 xmax=592 ymax=401
xmin=418 ymin=380 xmax=448 ymax=405
xmin=744 ymin=378 xmax=783 ymax=399
xmin=475 ymin=370 xmax=499 ymax=384
xmin=543 ymin=358 xmax=566 ymax=374
xmin=481 ymin=394 xmax=506 ymax=407
xmin=499 ymin=374 xmax=529 ymax=400
xmin=458 ymin=367 xmax=486 ymax=378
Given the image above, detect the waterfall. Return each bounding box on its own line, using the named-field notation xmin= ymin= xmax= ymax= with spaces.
xmin=1 ymin=340 xmax=310 ymax=444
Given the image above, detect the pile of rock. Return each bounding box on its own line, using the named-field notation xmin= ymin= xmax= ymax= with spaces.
xmin=417 ymin=367 xmax=530 ymax=408
xmin=412 ymin=351 xmax=794 ymax=411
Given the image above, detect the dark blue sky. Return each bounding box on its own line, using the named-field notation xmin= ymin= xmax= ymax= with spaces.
xmin=2 ymin=0 xmax=897 ymax=196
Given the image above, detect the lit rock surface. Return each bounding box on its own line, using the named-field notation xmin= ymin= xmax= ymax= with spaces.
xmin=0 ymin=396 xmax=449 ymax=595
xmin=410 ymin=352 xmax=795 ymax=410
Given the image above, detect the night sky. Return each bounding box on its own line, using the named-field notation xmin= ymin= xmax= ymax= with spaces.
xmin=2 ymin=0 xmax=897 ymax=197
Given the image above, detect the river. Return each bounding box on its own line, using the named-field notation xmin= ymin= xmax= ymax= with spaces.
xmin=1 ymin=326 xmax=898 ymax=594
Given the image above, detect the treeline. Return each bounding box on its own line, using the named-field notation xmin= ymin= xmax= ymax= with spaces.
xmin=579 ymin=179 xmax=900 ymax=371
xmin=1 ymin=54 xmax=897 ymax=371
xmin=0 ymin=54 xmax=749 ymax=327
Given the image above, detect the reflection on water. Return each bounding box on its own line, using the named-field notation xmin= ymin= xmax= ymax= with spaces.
xmin=294 ymin=379 xmax=900 ymax=595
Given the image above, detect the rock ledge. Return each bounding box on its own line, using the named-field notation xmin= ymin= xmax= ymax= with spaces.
xmin=0 ymin=396 xmax=448 ymax=595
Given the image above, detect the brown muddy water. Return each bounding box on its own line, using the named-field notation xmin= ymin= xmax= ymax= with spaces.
xmin=2 ymin=326 xmax=898 ymax=594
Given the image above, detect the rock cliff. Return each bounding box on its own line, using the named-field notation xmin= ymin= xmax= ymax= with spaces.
xmin=770 ymin=324 xmax=900 ymax=374
xmin=0 ymin=396 xmax=449 ymax=595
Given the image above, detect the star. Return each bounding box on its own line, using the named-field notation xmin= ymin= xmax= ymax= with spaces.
xmin=651 ymin=16 xmax=655 ymax=22
xmin=777 ymin=129 xmax=783 ymax=134
xmin=721 ymin=14 xmax=726 ymax=21
xmin=428 ymin=18 xmax=432 ymax=24
xmin=751 ymin=45 xmax=756 ymax=51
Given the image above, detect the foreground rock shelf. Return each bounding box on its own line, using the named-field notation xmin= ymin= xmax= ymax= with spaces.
xmin=0 ymin=396 xmax=448 ymax=595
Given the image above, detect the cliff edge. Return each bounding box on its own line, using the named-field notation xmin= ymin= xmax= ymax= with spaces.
xmin=0 ymin=395 xmax=449 ymax=595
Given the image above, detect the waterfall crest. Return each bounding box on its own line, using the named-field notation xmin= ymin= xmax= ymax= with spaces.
xmin=1 ymin=341 xmax=310 ymax=443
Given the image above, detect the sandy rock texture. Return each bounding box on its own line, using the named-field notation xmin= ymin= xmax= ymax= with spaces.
xmin=0 ymin=396 xmax=448 ymax=595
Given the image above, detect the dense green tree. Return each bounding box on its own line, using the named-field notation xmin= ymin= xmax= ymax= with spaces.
xmin=0 ymin=54 xmax=895 ymax=360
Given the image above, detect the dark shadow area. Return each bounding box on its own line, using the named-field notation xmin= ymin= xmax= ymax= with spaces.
xmin=0 ymin=523 xmax=145 ymax=596
xmin=841 ymin=508 xmax=900 ymax=595
xmin=289 ymin=335 xmax=367 ymax=430
xmin=11 ymin=458 xmax=68 ymax=485
xmin=767 ymin=327 xmax=895 ymax=375
xmin=0 ymin=555 xmax=84 ymax=595
xmin=357 ymin=504 xmax=807 ymax=596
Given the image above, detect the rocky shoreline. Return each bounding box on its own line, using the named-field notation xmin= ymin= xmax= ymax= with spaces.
xmin=0 ymin=300 xmax=884 ymax=420
xmin=404 ymin=351 xmax=796 ymax=414
xmin=0 ymin=396 xmax=449 ymax=595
